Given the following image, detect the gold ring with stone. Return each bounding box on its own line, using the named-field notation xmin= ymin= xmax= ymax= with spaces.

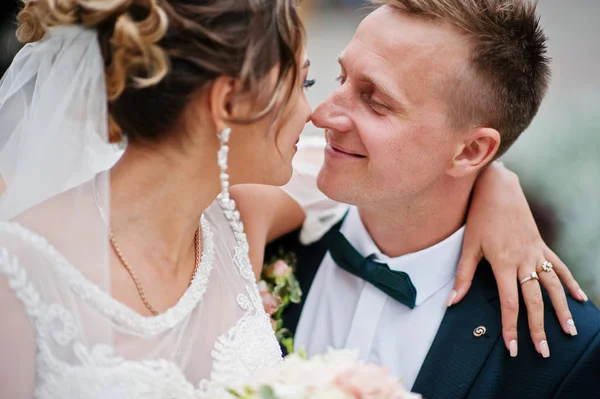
xmin=520 ymin=271 xmax=539 ymax=285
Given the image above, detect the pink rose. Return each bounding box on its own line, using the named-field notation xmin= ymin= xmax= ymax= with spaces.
xmin=272 ymin=260 xmax=292 ymax=278
xmin=333 ymin=363 xmax=418 ymax=399
xmin=261 ymin=291 xmax=281 ymax=316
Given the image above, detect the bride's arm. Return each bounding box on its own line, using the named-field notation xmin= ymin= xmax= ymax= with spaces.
xmin=232 ymin=184 xmax=305 ymax=277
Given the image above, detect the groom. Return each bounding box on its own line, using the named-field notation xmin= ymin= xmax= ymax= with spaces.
xmin=268 ymin=0 xmax=600 ymax=397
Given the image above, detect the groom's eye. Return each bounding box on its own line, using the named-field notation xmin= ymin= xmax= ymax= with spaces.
xmin=335 ymin=75 xmax=346 ymax=85
xmin=364 ymin=95 xmax=387 ymax=114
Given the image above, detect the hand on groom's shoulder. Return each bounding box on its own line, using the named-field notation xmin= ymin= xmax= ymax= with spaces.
xmin=466 ymin=261 xmax=600 ymax=398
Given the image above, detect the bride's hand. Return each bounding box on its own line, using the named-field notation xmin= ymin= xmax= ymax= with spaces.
xmin=450 ymin=161 xmax=586 ymax=357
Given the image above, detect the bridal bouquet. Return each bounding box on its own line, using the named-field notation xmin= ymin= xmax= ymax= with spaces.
xmin=225 ymin=349 xmax=421 ymax=399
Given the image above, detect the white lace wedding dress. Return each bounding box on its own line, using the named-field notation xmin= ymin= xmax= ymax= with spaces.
xmin=0 ymin=189 xmax=282 ymax=398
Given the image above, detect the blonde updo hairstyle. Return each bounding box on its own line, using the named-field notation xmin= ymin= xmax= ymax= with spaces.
xmin=16 ymin=0 xmax=306 ymax=144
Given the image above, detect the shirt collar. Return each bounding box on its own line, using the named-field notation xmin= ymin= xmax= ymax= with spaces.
xmin=339 ymin=206 xmax=465 ymax=306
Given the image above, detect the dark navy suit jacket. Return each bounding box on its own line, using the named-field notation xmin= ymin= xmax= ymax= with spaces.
xmin=265 ymin=223 xmax=600 ymax=399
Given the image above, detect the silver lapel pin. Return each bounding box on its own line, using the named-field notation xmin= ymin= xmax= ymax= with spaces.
xmin=473 ymin=326 xmax=487 ymax=337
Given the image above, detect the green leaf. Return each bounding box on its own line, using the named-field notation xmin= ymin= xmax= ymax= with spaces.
xmin=288 ymin=278 xmax=302 ymax=303
xmin=281 ymin=337 xmax=295 ymax=354
xmin=297 ymin=346 xmax=308 ymax=359
xmin=274 ymin=318 xmax=283 ymax=330
xmin=276 ymin=328 xmax=293 ymax=344
xmin=289 ymin=294 xmax=300 ymax=304
xmin=226 ymin=388 xmax=243 ymax=398
xmin=287 ymin=271 xmax=298 ymax=285
xmin=273 ymin=284 xmax=284 ymax=296
xmin=257 ymin=385 xmax=280 ymax=399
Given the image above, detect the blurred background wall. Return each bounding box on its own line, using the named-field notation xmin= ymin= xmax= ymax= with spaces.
xmin=1 ymin=0 xmax=598 ymax=301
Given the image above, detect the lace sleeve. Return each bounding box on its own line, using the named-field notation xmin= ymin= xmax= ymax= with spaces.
xmin=281 ymin=136 xmax=348 ymax=245
xmin=0 ymin=267 xmax=36 ymax=398
xmin=0 ymin=220 xmax=81 ymax=399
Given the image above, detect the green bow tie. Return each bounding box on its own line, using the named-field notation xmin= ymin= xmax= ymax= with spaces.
xmin=329 ymin=230 xmax=417 ymax=309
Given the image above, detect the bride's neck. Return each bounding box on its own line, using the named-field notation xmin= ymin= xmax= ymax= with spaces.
xmin=109 ymin=141 xmax=220 ymax=271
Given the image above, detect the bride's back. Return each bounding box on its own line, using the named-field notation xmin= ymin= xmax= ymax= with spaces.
xmin=0 ymin=0 xmax=307 ymax=397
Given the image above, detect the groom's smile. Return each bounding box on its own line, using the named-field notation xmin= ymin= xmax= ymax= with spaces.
xmin=325 ymin=133 xmax=367 ymax=160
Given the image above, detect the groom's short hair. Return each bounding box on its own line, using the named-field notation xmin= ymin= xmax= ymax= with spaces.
xmin=372 ymin=0 xmax=550 ymax=157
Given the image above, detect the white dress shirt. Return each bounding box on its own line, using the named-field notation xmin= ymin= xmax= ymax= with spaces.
xmin=295 ymin=206 xmax=465 ymax=389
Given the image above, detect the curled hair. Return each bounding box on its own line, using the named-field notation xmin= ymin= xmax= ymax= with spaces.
xmin=17 ymin=0 xmax=305 ymax=143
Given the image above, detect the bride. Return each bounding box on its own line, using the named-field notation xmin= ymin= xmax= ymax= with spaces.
xmin=0 ymin=0 xmax=583 ymax=398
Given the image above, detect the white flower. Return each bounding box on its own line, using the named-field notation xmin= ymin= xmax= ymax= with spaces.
xmin=257 ymin=280 xmax=270 ymax=294
xmin=321 ymin=348 xmax=360 ymax=366
xmin=333 ymin=363 xmax=419 ymax=399
xmin=310 ymin=386 xmax=354 ymax=399
xmin=227 ymin=348 xmax=419 ymax=398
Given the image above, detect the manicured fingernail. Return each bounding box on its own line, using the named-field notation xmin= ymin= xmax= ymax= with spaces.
xmin=446 ymin=290 xmax=457 ymax=307
xmin=539 ymin=340 xmax=550 ymax=358
xmin=567 ymin=319 xmax=578 ymax=336
xmin=509 ymin=340 xmax=518 ymax=357
xmin=578 ymin=289 xmax=589 ymax=302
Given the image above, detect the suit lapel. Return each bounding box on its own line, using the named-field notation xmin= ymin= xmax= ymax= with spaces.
xmin=412 ymin=262 xmax=502 ymax=399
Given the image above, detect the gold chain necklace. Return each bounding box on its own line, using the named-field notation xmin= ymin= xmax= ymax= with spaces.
xmin=93 ymin=177 xmax=200 ymax=316
xmin=108 ymin=227 xmax=199 ymax=316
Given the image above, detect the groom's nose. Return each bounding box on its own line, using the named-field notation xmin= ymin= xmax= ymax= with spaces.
xmin=311 ymin=91 xmax=352 ymax=134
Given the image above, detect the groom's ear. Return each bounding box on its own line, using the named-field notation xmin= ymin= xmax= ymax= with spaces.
xmin=447 ymin=127 xmax=501 ymax=177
